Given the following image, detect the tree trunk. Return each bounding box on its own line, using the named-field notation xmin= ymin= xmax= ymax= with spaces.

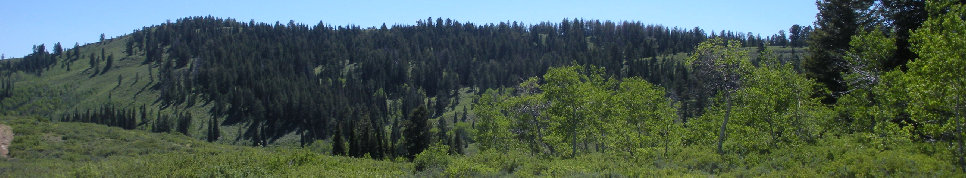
xmin=536 ymin=116 xmax=553 ymax=155
xmin=957 ymin=94 xmax=965 ymax=172
xmin=796 ymin=95 xmax=805 ymax=141
xmin=769 ymin=113 xmax=776 ymax=149
xmin=717 ymin=93 xmax=731 ymax=154
xmin=637 ymin=123 xmax=645 ymax=148
xmin=572 ymin=112 xmax=578 ymax=157
xmin=958 ymin=110 xmax=964 ymax=172
xmin=664 ymin=118 xmax=671 ymax=158
xmin=597 ymin=132 xmax=604 ymax=152
xmin=872 ymin=89 xmax=890 ymax=135
xmin=571 ymin=132 xmax=577 ymax=157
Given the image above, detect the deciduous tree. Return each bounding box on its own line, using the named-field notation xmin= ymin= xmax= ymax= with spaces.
xmin=907 ymin=0 xmax=966 ymax=171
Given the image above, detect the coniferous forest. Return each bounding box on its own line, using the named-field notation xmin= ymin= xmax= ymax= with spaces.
xmin=1 ymin=0 xmax=966 ymax=176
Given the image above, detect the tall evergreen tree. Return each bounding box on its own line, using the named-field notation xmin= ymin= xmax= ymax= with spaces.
xmin=207 ymin=116 xmax=220 ymax=142
xmin=878 ymin=0 xmax=927 ymax=70
xmin=452 ymin=126 xmax=465 ymax=154
xmin=89 ymin=53 xmax=98 ymax=73
xmin=102 ymin=54 xmax=114 ymax=74
xmin=390 ymin=118 xmax=403 ymax=156
xmin=804 ymin=0 xmax=875 ymax=104
xmin=461 ymin=106 xmax=468 ymax=122
xmin=332 ymin=126 xmax=346 ymax=156
xmin=53 ymin=42 xmax=63 ymax=56
xmin=436 ymin=116 xmax=449 ymax=145
xmin=405 ymin=106 xmax=430 ymax=159
xmin=72 ymin=43 xmax=80 ymax=61
xmin=177 ymin=112 xmax=192 ymax=136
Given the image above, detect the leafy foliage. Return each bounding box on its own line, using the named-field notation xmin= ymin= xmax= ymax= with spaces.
xmin=475 ymin=65 xmax=680 ymax=158
xmin=907 ymin=0 xmax=966 ymax=171
xmin=686 ymin=38 xmax=750 ymax=154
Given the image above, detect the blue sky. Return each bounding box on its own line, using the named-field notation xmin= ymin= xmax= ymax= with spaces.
xmin=0 ymin=0 xmax=818 ymax=58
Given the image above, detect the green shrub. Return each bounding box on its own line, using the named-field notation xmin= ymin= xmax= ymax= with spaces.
xmin=306 ymin=139 xmax=332 ymax=155
xmin=413 ymin=143 xmax=451 ymax=172
xmin=672 ymin=145 xmax=724 ymax=174
xmin=467 ymin=148 xmax=532 ymax=173
xmin=821 ymin=147 xmax=957 ymax=177
xmin=445 ymin=157 xmax=498 ymax=177
xmin=513 ymin=157 xmax=550 ymax=176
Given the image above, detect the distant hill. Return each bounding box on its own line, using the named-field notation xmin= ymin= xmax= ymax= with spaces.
xmin=0 ymin=16 xmax=802 ymax=150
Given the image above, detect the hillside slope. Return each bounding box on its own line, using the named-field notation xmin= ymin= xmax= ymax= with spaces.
xmin=0 ymin=115 xmax=411 ymax=177
xmin=0 ymin=35 xmax=807 ymax=147
xmin=0 ymin=36 xmax=254 ymax=145
xmin=1 ymin=17 xmax=811 ymax=149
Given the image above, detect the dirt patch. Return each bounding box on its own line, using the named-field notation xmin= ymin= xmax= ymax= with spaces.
xmin=43 ymin=133 xmax=63 ymax=143
xmin=0 ymin=124 xmax=12 ymax=158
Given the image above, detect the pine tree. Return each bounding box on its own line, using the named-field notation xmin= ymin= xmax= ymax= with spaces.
xmin=177 ymin=112 xmax=192 ymax=136
xmin=453 ymin=127 xmax=465 ymax=154
xmin=72 ymin=43 xmax=80 ymax=62
xmin=405 ymin=106 xmax=430 ymax=159
xmin=461 ymin=106 xmax=468 ymax=122
xmin=436 ymin=116 xmax=449 ymax=146
xmin=332 ymin=126 xmax=346 ymax=156
xmin=102 ymin=54 xmax=114 ymax=74
xmin=125 ymin=40 xmax=135 ymax=56
xmin=207 ymin=117 xmax=220 ymax=142
xmin=804 ymin=0 xmax=874 ymax=104
xmin=349 ymin=123 xmax=360 ymax=157
xmin=89 ymin=53 xmax=96 ymax=69
xmin=390 ymin=118 xmax=403 ymax=157
xmin=140 ymin=105 xmax=147 ymax=126
xmin=53 ymin=42 xmax=63 ymax=56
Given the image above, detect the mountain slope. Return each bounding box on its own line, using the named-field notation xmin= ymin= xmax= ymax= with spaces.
xmin=3 ymin=17 xmax=755 ymax=148
xmin=0 ymin=115 xmax=411 ymax=177
xmin=0 ymin=36 xmax=229 ymax=144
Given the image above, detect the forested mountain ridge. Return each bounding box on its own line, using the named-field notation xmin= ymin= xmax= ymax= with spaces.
xmin=2 ymin=16 xmax=798 ymax=148
xmin=3 ymin=0 xmax=966 ymax=176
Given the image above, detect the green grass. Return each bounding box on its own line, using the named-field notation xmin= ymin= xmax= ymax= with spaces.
xmin=2 ymin=112 xmax=957 ymax=177
xmin=0 ymin=37 xmax=247 ymax=145
xmin=0 ymin=115 xmax=412 ymax=177
xmin=419 ymin=136 xmax=961 ymax=177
